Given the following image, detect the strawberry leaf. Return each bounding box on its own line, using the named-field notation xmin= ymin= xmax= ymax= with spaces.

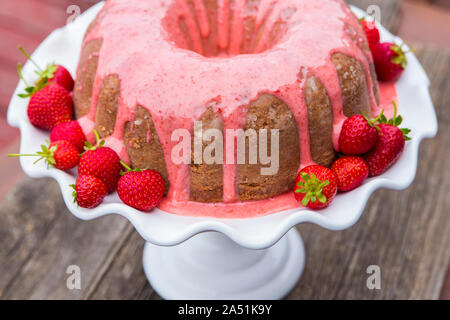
xmin=377 ymin=101 xmax=411 ymax=141
xmin=401 ymin=128 xmax=412 ymax=141
xmin=70 ymin=184 xmax=78 ymax=205
xmin=120 ymin=161 xmax=142 ymax=175
xmin=297 ymin=171 xmax=329 ymax=207
xmin=302 ymin=193 xmax=312 ymax=206
xmin=318 ymin=193 xmax=327 ymax=204
xmin=390 ymin=44 xmax=408 ymax=69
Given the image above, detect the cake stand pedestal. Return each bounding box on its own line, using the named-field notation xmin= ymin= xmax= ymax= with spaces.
xmin=143 ymin=228 xmax=304 ymax=300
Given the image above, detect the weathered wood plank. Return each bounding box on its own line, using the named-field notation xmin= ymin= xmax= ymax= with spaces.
xmin=0 ymin=178 xmax=131 ymax=300
xmin=86 ymin=231 xmax=155 ymax=300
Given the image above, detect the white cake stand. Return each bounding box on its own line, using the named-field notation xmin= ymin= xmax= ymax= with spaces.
xmin=7 ymin=3 xmax=437 ymax=300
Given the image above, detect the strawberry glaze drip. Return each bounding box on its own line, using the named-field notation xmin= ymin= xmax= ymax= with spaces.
xmin=76 ymin=0 xmax=396 ymax=218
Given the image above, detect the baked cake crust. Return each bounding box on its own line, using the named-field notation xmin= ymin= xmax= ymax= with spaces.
xmin=73 ymin=0 xmax=381 ymax=216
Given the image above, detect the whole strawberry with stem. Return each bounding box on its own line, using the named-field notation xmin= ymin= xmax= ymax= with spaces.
xmin=27 ymin=83 xmax=73 ymax=131
xmin=294 ymin=165 xmax=338 ymax=210
xmin=117 ymin=162 xmax=165 ymax=212
xmin=372 ymin=42 xmax=408 ymax=82
xmin=332 ymin=156 xmax=369 ymax=192
xmin=17 ymin=46 xmax=74 ymax=97
xmin=9 ymin=140 xmax=80 ymax=171
xmin=365 ymin=102 xmax=411 ymax=176
xmin=78 ymin=130 xmax=122 ymax=193
xmin=361 ymin=18 xmax=380 ymax=49
xmin=71 ymin=175 xmax=108 ymax=209
xmin=50 ymin=120 xmax=87 ymax=153
xmin=339 ymin=112 xmax=384 ymax=155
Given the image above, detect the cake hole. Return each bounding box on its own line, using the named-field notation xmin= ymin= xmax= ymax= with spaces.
xmin=162 ymin=0 xmax=296 ymax=58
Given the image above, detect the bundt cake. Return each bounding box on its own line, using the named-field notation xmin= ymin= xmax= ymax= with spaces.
xmin=73 ymin=0 xmax=386 ymax=218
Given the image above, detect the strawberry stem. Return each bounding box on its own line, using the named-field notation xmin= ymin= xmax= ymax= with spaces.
xmin=121 ymin=161 xmax=132 ymax=172
xmin=8 ymin=143 xmax=58 ymax=169
xmin=375 ymin=101 xmax=411 ymax=141
xmin=392 ymin=100 xmax=398 ymax=117
xmin=17 ymin=63 xmax=30 ymax=87
xmin=18 ymin=46 xmax=44 ymax=73
xmin=17 ymin=45 xmax=57 ymax=98
xmin=120 ymin=161 xmax=141 ymax=175
xmin=83 ymin=129 xmax=105 ymax=152
xmin=94 ymin=129 xmax=100 ymax=144
xmin=363 ymin=111 xmax=383 ymax=132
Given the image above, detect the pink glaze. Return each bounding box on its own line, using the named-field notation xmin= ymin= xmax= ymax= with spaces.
xmin=157 ymin=81 xmax=396 ymax=218
xmin=75 ymin=0 xmax=397 ymax=218
xmin=378 ymin=81 xmax=398 ymax=119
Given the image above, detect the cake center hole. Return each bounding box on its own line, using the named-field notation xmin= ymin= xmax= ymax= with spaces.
xmin=162 ymin=1 xmax=296 ymax=58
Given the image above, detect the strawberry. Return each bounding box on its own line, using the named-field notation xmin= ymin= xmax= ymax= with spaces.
xmin=78 ymin=131 xmax=121 ymax=193
xmin=71 ymin=175 xmax=108 ymax=209
xmin=365 ymin=124 xmax=405 ymax=176
xmin=365 ymin=102 xmax=411 ymax=176
xmin=17 ymin=46 xmax=74 ymax=97
xmin=332 ymin=156 xmax=369 ymax=192
xmin=50 ymin=120 xmax=87 ymax=153
xmin=117 ymin=162 xmax=165 ymax=211
xmin=339 ymin=114 xmax=381 ymax=155
xmin=27 ymin=83 xmax=73 ymax=131
xmin=9 ymin=140 xmax=80 ymax=171
xmin=51 ymin=65 xmax=74 ymax=92
xmin=294 ymin=165 xmax=338 ymax=210
xmin=372 ymin=42 xmax=407 ymax=82
xmin=361 ymin=18 xmax=380 ymax=49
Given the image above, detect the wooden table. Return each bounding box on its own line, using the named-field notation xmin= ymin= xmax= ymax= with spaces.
xmin=0 ymin=0 xmax=449 ymax=300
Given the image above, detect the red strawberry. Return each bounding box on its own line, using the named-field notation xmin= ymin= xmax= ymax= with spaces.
xmin=365 ymin=124 xmax=405 ymax=176
xmin=17 ymin=46 xmax=74 ymax=96
xmin=9 ymin=140 xmax=80 ymax=171
xmin=27 ymin=83 xmax=73 ymax=131
xmin=332 ymin=156 xmax=369 ymax=192
xmin=372 ymin=42 xmax=407 ymax=82
xmin=78 ymin=131 xmax=121 ymax=193
xmin=51 ymin=65 xmax=74 ymax=92
xmin=339 ymin=114 xmax=380 ymax=155
xmin=117 ymin=162 xmax=165 ymax=211
xmin=361 ymin=19 xmax=380 ymax=49
xmin=365 ymin=102 xmax=411 ymax=176
xmin=50 ymin=120 xmax=87 ymax=153
xmin=294 ymin=165 xmax=338 ymax=210
xmin=71 ymin=175 xmax=108 ymax=209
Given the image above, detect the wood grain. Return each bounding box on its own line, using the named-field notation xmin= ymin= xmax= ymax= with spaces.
xmin=0 ymin=178 xmax=131 ymax=299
